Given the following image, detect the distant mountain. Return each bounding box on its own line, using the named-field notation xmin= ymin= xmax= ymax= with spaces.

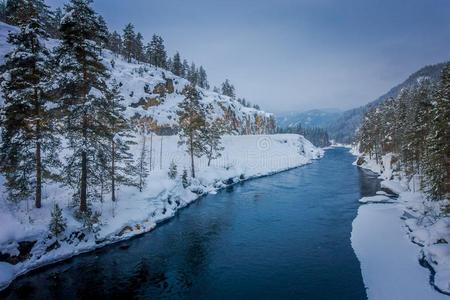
xmin=328 ymin=62 xmax=447 ymax=143
xmin=276 ymin=108 xmax=343 ymax=129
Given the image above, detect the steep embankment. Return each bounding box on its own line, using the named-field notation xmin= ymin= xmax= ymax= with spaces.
xmin=328 ymin=63 xmax=446 ymax=143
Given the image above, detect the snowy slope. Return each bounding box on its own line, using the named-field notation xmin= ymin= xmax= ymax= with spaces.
xmin=0 ymin=21 xmax=322 ymax=291
xmin=0 ymin=21 xmax=276 ymax=134
xmin=0 ymin=134 xmax=322 ymax=291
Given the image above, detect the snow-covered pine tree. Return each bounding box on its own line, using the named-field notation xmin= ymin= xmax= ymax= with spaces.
xmin=108 ymin=30 xmax=122 ymax=56
xmin=105 ymin=80 xmax=136 ymax=201
xmin=166 ymin=57 xmax=173 ymax=72
xmin=148 ymin=34 xmax=167 ymax=68
xmin=0 ymin=0 xmax=6 ymax=23
xmin=134 ymin=32 xmax=144 ymax=62
xmin=187 ymin=62 xmax=198 ymax=85
xmin=168 ymin=161 xmax=177 ymax=179
xmin=221 ymin=79 xmax=235 ymax=98
xmin=198 ymin=66 xmax=209 ymax=89
xmin=177 ymin=84 xmax=207 ymax=178
xmin=53 ymin=0 xmax=110 ymax=213
xmin=49 ymin=203 xmax=66 ymax=236
xmin=0 ymin=0 xmax=59 ymax=208
xmin=136 ymin=129 xmax=149 ymax=192
xmin=122 ymin=23 xmax=135 ymax=62
xmin=202 ymin=114 xmax=226 ymax=166
xmin=182 ymin=59 xmax=189 ymax=78
xmin=182 ymin=168 xmax=189 ymax=188
xmin=172 ymin=52 xmax=183 ymax=76
xmin=49 ymin=7 xmax=63 ymax=38
xmin=423 ymin=63 xmax=450 ymax=200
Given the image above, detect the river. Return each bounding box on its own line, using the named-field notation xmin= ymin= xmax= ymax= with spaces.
xmin=1 ymin=147 xmax=381 ymax=299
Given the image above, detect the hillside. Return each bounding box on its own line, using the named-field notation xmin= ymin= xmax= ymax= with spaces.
xmin=276 ymin=108 xmax=342 ymax=129
xmin=328 ymin=62 xmax=446 ymax=143
xmin=0 ymin=22 xmax=276 ymax=135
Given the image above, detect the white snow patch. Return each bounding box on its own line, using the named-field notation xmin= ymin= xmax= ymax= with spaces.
xmin=352 ymin=204 xmax=448 ymax=300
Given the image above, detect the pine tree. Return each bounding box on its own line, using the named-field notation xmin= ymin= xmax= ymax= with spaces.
xmin=108 ymin=30 xmax=122 ymax=55
xmin=49 ymin=203 xmax=66 ymax=236
xmin=105 ymin=80 xmax=136 ymax=201
xmin=168 ymin=161 xmax=177 ymax=179
xmin=172 ymin=52 xmax=183 ymax=76
xmin=0 ymin=0 xmax=6 ymax=23
xmin=177 ymin=84 xmax=207 ymax=178
xmin=134 ymin=32 xmax=144 ymax=62
xmin=202 ymin=116 xmax=225 ymax=166
xmin=53 ymin=0 xmax=110 ymax=213
xmin=198 ymin=66 xmax=209 ymax=89
xmin=148 ymin=34 xmax=167 ymax=68
xmin=135 ymin=129 xmax=149 ymax=192
xmin=424 ymin=63 xmax=450 ymax=199
xmin=166 ymin=57 xmax=173 ymax=72
xmin=221 ymin=79 xmax=235 ymax=98
xmin=0 ymin=0 xmax=59 ymax=208
xmin=182 ymin=59 xmax=189 ymax=78
xmin=187 ymin=62 xmax=198 ymax=85
xmin=48 ymin=7 xmax=63 ymax=38
xmin=182 ymin=168 xmax=189 ymax=188
xmin=122 ymin=23 xmax=135 ymax=62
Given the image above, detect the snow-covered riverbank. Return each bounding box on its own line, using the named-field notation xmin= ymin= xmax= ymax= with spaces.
xmin=0 ymin=134 xmax=322 ymax=291
xmin=351 ymin=148 xmax=450 ymax=299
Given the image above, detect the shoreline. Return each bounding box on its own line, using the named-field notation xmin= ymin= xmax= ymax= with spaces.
xmin=350 ymin=148 xmax=450 ymax=298
xmin=0 ymin=134 xmax=323 ymax=292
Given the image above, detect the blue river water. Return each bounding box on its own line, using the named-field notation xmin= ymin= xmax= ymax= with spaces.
xmin=1 ymin=147 xmax=381 ymax=299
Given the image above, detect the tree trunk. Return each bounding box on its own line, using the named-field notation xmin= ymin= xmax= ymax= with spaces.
xmin=190 ymin=131 xmax=195 ymax=178
xmin=35 ymin=141 xmax=42 ymax=208
xmin=149 ymin=133 xmax=153 ymax=171
xmin=207 ymin=145 xmax=212 ymax=167
xmin=80 ymin=115 xmax=88 ymax=213
xmin=160 ymin=135 xmax=163 ymax=170
xmin=111 ymin=139 xmax=116 ymax=202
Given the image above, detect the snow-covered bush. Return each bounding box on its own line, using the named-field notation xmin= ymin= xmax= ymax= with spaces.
xmin=182 ymin=169 xmax=189 ymax=188
xmin=168 ymin=161 xmax=177 ymax=179
xmin=49 ymin=204 xmax=66 ymax=237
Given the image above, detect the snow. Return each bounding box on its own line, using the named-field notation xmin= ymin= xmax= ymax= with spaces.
xmin=351 ymin=146 xmax=450 ymax=297
xmin=0 ymin=134 xmax=323 ymax=291
xmin=358 ymin=195 xmax=392 ymax=204
xmin=352 ymin=204 xmax=448 ymax=300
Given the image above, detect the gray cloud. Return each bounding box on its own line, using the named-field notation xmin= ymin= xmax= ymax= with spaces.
xmin=47 ymin=0 xmax=450 ymax=113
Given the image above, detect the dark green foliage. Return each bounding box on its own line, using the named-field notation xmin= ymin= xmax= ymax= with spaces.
xmin=54 ymin=0 xmax=110 ymax=212
xmin=221 ymin=79 xmax=235 ymax=98
xmin=122 ymin=23 xmax=135 ymax=62
xmin=172 ymin=52 xmax=183 ymax=76
xmin=177 ymin=84 xmax=207 ymax=178
xmin=49 ymin=203 xmax=66 ymax=236
xmin=168 ymin=161 xmax=177 ymax=179
xmin=202 ymin=114 xmax=225 ymax=166
xmin=182 ymin=168 xmax=189 ymax=188
xmin=279 ymin=125 xmax=331 ymax=148
xmin=357 ymin=65 xmax=450 ymax=200
xmin=147 ymin=34 xmax=167 ymax=68
xmin=0 ymin=0 xmax=59 ymax=207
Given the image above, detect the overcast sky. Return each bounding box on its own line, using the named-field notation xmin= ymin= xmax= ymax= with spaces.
xmin=47 ymin=0 xmax=450 ymax=113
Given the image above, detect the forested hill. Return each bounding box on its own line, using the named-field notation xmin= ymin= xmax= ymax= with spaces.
xmin=328 ymin=62 xmax=446 ymax=143
xmin=0 ymin=21 xmax=276 ymax=135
